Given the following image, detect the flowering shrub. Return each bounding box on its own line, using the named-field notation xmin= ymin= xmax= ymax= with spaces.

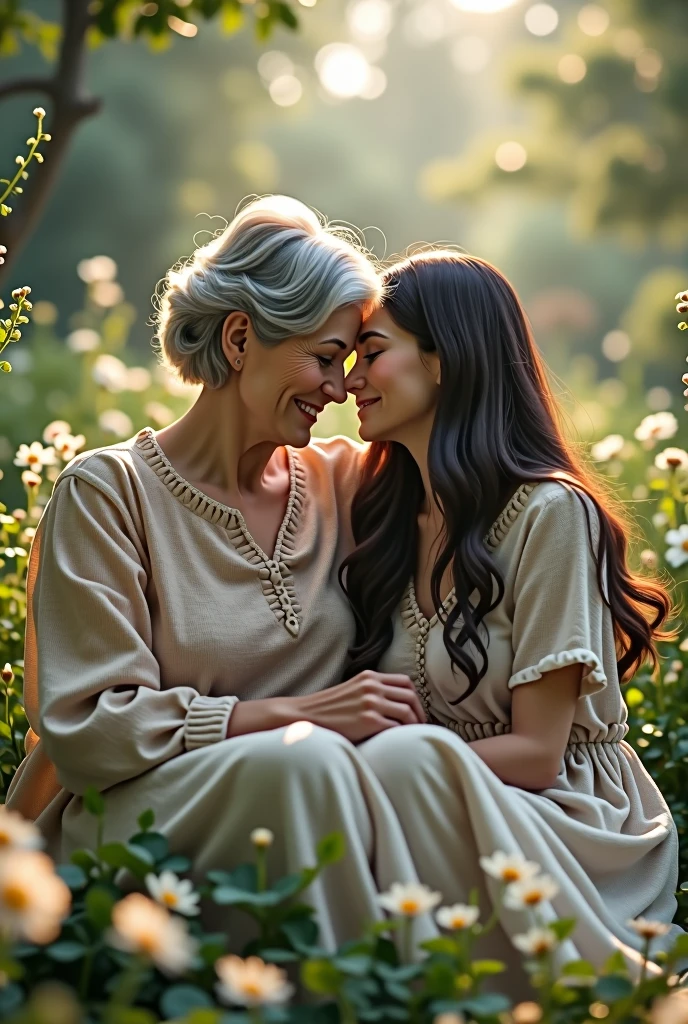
xmin=0 ymin=799 xmax=686 ymax=1024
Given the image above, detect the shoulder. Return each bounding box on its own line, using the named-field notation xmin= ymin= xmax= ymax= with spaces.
xmin=509 ymin=478 xmax=601 ymax=557
xmin=50 ymin=432 xmax=145 ymax=510
xmin=294 ymin=434 xmax=368 ymax=489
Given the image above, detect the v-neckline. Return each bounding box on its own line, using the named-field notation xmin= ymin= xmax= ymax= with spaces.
xmin=405 ymin=481 xmax=537 ymax=630
xmin=133 ymin=426 xmax=303 ymax=565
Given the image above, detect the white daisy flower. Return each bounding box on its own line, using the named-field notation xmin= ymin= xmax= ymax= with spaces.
xmin=21 ymin=470 xmax=42 ymax=489
xmin=215 ymin=954 xmax=294 ymax=1007
xmin=42 ymin=420 xmax=72 ymax=444
xmin=145 ymin=870 xmax=200 ymax=916
xmin=634 ymin=412 xmax=678 ymax=444
xmin=512 ymin=927 xmax=558 ymax=957
xmin=0 ymin=806 xmax=43 ymax=852
xmin=664 ymin=525 xmax=688 ymax=568
xmin=504 ymin=874 xmax=559 ymax=910
xmin=250 ymin=828 xmax=274 ymax=848
xmin=655 ymin=447 xmax=688 ymax=472
xmin=590 ymin=434 xmax=625 ymax=462
xmin=106 ymin=892 xmax=198 ymax=975
xmin=435 ymin=903 xmax=480 ymax=931
xmin=479 ymin=851 xmax=541 ymax=885
xmin=0 ymin=850 xmax=71 ymax=944
xmin=627 ymin=917 xmax=671 ymax=940
xmin=13 ymin=441 xmax=56 ymax=472
xmin=52 ymin=432 xmax=86 ymax=462
xmin=377 ymin=881 xmax=442 ymax=917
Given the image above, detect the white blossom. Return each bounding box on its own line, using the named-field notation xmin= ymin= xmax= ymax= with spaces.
xmin=435 ymin=903 xmax=480 ymax=931
xmin=512 ymin=927 xmax=558 ymax=956
xmin=377 ymin=881 xmax=442 ymax=917
xmin=504 ymin=874 xmax=559 ymax=910
xmin=479 ymin=851 xmax=540 ymax=885
xmin=590 ymin=434 xmax=624 ymax=462
xmin=215 ymin=954 xmax=294 ymax=1007
xmin=664 ymin=525 xmax=688 ymax=569
xmin=145 ymin=871 xmax=201 ymax=916
xmin=106 ymin=892 xmax=199 ymax=974
xmin=634 ymin=412 xmax=678 ymax=444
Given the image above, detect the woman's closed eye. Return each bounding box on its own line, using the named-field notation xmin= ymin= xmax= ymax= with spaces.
xmin=317 ymin=356 xmax=335 ymax=368
xmin=364 ymin=351 xmax=383 ymax=363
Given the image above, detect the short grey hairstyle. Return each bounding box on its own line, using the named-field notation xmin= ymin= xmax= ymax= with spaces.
xmin=153 ymin=195 xmax=383 ymax=388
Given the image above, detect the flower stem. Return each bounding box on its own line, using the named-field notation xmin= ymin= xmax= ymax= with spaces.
xmin=103 ymin=953 xmax=148 ymax=1024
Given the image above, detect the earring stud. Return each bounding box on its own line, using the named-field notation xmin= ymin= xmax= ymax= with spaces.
xmin=235 ymin=358 xmax=242 ymax=368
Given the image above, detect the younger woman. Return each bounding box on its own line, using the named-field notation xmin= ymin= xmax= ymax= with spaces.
xmin=342 ymin=250 xmax=683 ymax=986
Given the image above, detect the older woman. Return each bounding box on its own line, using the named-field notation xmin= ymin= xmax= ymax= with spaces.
xmin=6 ymin=197 xmax=434 ymax=953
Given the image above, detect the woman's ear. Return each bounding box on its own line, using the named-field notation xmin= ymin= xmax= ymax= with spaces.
xmin=221 ymin=311 xmax=250 ymax=367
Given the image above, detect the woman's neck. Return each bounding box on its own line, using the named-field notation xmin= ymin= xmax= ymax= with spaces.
xmin=154 ymin=383 xmax=281 ymax=499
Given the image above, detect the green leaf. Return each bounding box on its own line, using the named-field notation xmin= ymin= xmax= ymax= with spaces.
xmin=0 ymin=721 xmax=12 ymax=741
xmin=160 ymin=984 xmax=214 ymax=1019
xmin=471 ymin=959 xmax=506 ymax=977
xmin=85 ymin=886 xmax=115 ymax=929
xmin=137 ymin=808 xmax=155 ymax=832
xmin=159 ymin=854 xmax=192 ymax=873
xmin=83 ymin=785 xmax=105 ymax=817
xmin=129 ymin=830 xmax=169 ymax=863
xmin=331 ymin=954 xmax=372 ymax=976
xmin=560 ymin=959 xmax=596 ymax=978
xmin=259 ymin=947 xmax=301 ymax=963
xmin=271 ymin=871 xmax=305 ymax=899
xmin=46 ymin=940 xmax=87 ymax=962
xmin=418 ymin=937 xmax=459 ymax=956
xmin=459 ymin=993 xmax=512 ymax=1016
xmin=301 ymin=959 xmax=342 ymax=995
xmin=316 ymin=831 xmax=346 ymax=867
xmin=594 ymin=974 xmax=634 ymax=1001
xmin=55 ymin=863 xmax=88 ymax=890
xmin=548 ymin=917 xmax=577 ymax=941
xmin=98 ymin=841 xmax=155 ymax=878
xmin=602 ymin=949 xmax=629 ymax=975
xmin=281 ymin=915 xmax=319 ymax=952
xmin=275 ymin=2 xmax=298 ymax=29
xmin=70 ymin=848 xmax=100 ymax=873
xmin=669 ymin=932 xmax=688 ymax=957
xmin=0 ymin=983 xmax=23 ymax=1014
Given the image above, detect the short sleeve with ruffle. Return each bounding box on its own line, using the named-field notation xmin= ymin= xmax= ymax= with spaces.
xmin=508 ymin=484 xmax=610 ymax=699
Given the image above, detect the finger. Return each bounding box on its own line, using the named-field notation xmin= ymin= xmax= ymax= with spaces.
xmin=379 ymin=690 xmax=425 ymax=725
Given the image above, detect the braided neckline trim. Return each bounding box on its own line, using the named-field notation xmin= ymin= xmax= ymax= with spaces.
xmin=403 ymin=481 xmax=537 ymax=630
xmin=133 ymin=426 xmax=306 ymax=567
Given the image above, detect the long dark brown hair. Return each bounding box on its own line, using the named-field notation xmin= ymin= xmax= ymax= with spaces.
xmin=340 ymin=251 xmax=677 ymax=702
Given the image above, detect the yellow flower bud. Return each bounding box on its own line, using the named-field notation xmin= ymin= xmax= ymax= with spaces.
xmin=1 ymin=664 xmax=13 ymax=685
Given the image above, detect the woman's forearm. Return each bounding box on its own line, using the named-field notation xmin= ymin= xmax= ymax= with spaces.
xmin=226 ymin=697 xmax=304 ymax=738
xmin=468 ymin=733 xmax=560 ymax=790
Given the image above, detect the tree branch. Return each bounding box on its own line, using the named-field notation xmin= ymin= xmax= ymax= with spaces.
xmin=0 ymin=77 xmax=56 ymax=103
xmin=0 ymin=0 xmax=102 ymax=282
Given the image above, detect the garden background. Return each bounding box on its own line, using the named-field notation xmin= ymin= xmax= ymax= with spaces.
xmin=0 ymin=1 xmax=687 ymax=1020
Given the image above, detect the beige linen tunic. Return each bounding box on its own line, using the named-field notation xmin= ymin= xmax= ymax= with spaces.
xmin=375 ymin=479 xmax=683 ymax=980
xmin=4 ymin=428 xmax=445 ymax=954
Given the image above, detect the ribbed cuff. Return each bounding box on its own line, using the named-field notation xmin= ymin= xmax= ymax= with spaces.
xmin=183 ymin=694 xmax=239 ymax=751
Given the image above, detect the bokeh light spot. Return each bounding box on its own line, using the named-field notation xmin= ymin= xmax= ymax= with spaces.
xmin=525 ymin=4 xmax=558 ymax=36
xmin=495 ymin=141 xmax=527 ymax=172
xmin=452 ymin=36 xmax=491 ymax=74
xmin=557 ymin=54 xmax=587 ymax=83
xmin=577 ymin=4 xmax=609 ymax=36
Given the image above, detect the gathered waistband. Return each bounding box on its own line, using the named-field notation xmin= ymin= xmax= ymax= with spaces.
xmin=431 ymin=716 xmax=627 ymax=746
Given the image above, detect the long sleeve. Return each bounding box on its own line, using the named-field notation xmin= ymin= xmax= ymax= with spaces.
xmin=27 ymin=470 xmax=238 ymax=795
xmin=507 ymin=486 xmax=610 ymax=699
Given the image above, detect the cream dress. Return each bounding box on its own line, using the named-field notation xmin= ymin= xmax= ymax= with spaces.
xmin=374 ymin=479 xmax=683 ymax=982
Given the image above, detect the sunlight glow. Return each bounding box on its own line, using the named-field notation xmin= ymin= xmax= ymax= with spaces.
xmin=167 ymin=15 xmax=198 ymax=36
xmin=283 ymin=721 xmax=314 ymax=745
xmin=269 ymin=75 xmax=303 ymax=106
xmin=347 ymin=0 xmax=393 ymax=41
xmin=449 ymin=0 xmax=520 ymax=12
xmin=316 ymin=43 xmax=371 ymax=97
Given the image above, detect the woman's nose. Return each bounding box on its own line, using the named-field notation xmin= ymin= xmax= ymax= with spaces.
xmin=344 ymin=368 xmax=365 ymax=393
xmin=321 ymin=377 xmax=348 ymax=405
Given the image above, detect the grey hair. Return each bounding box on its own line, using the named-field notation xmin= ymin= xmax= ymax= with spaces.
xmin=153 ymin=195 xmax=383 ymax=388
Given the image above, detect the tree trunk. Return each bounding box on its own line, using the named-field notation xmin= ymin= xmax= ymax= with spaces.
xmin=0 ymin=0 xmax=101 ymax=284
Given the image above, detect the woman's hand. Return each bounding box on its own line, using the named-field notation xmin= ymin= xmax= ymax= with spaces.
xmin=292 ymin=671 xmax=428 ymax=743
